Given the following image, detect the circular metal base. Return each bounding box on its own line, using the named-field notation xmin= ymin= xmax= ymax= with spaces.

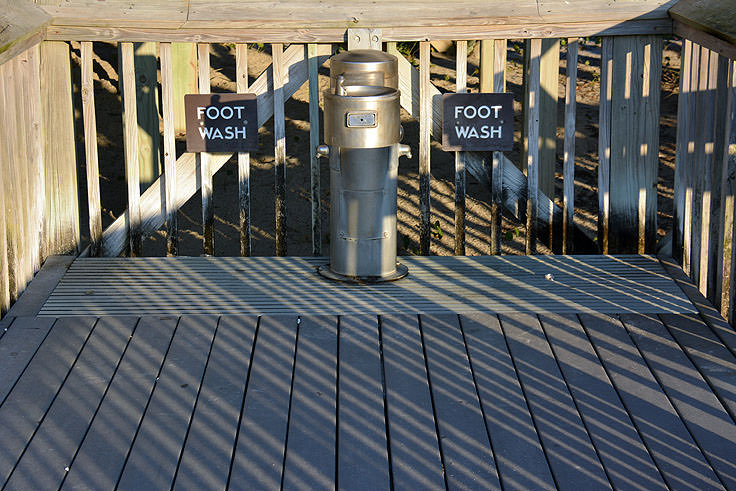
xmin=317 ymin=263 xmax=409 ymax=284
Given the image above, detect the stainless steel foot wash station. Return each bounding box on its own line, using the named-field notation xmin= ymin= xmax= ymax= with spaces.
xmin=317 ymin=49 xmax=412 ymax=283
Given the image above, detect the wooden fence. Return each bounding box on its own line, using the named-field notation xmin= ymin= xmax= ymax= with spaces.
xmin=1 ymin=0 xmax=735 ymax=322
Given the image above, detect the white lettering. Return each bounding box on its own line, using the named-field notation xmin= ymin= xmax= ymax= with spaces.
xmin=198 ymin=126 xmax=214 ymax=138
xmin=463 ymin=106 xmax=477 ymax=119
xmin=455 ymin=106 xmax=464 ymax=119
xmin=220 ymin=106 xmax=234 ymax=119
xmin=455 ymin=125 xmax=470 ymax=138
xmin=233 ymin=126 xmax=247 ymax=138
xmin=225 ymin=127 xmax=234 ymax=139
xmin=477 ymin=105 xmax=490 ymax=118
xmin=234 ymin=106 xmax=245 ymax=119
xmin=467 ymin=126 xmax=479 ymax=138
xmin=206 ymin=106 xmax=219 ymax=119
xmin=480 ymin=125 xmax=490 ymax=138
xmin=489 ymin=126 xmax=502 ymax=138
xmin=197 ymin=106 xmax=206 ymax=119
xmin=491 ymin=105 xmax=502 ymax=118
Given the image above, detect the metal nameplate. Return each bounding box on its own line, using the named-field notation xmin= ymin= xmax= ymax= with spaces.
xmin=346 ymin=112 xmax=377 ymax=128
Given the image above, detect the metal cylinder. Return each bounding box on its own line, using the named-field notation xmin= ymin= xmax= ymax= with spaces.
xmin=318 ymin=49 xmax=409 ymax=283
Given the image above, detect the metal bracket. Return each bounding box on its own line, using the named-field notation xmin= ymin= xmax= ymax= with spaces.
xmin=346 ymin=28 xmax=382 ymax=50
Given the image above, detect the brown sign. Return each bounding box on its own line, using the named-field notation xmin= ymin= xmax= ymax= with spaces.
xmin=185 ymin=93 xmax=258 ymax=152
xmin=442 ymin=93 xmax=514 ymax=151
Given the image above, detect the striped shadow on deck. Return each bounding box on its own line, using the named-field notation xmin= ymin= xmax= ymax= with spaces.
xmin=39 ymin=255 xmax=696 ymax=316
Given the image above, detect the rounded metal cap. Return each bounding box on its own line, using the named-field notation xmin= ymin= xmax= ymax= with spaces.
xmin=330 ymin=49 xmax=398 ymax=90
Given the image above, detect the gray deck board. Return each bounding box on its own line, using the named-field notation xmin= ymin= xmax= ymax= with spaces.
xmin=621 ymin=313 xmax=736 ymax=489
xmin=1 ymin=256 xmax=735 ymax=490
xmin=500 ymin=313 xmax=612 ymax=490
xmin=39 ymin=255 xmax=696 ymax=316
xmin=0 ymin=316 xmax=54 ymax=401
xmin=116 ymin=315 xmax=218 ymax=491
xmin=0 ymin=316 xmax=96 ymax=487
xmin=660 ymin=312 xmax=736 ymax=423
xmin=461 ymin=312 xmax=556 ymax=491
xmin=337 ymin=314 xmax=391 ymax=490
xmin=580 ymin=313 xmax=724 ymax=490
xmin=229 ymin=315 xmax=298 ymax=489
xmin=421 ymin=313 xmax=501 ymax=490
xmin=4 ymin=316 xmax=138 ymax=491
xmin=173 ymin=316 xmax=258 ymax=491
xmin=282 ymin=315 xmax=338 ymax=491
xmin=60 ymin=316 xmax=178 ymax=491
xmin=538 ymin=313 xmax=666 ymax=490
xmin=381 ymin=314 xmax=445 ymax=489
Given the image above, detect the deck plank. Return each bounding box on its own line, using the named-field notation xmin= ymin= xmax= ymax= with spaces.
xmin=621 ymin=313 xmax=736 ymax=488
xmin=538 ymin=313 xmax=666 ymax=490
xmin=381 ymin=314 xmax=445 ymax=489
xmin=579 ymin=312 xmax=724 ymax=489
xmin=61 ymin=316 xmax=178 ymax=491
xmin=5 ymin=316 xmax=138 ymax=490
xmin=0 ymin=316 xmax=96 ymax=486
xmin=660 ymin=312 xmax=736 ymax=422
xmin=500 ymin=313 xmax=611 ymax=489
xmin=173 ymin=316 xmax=258 ymax=490
xmin=337 ymin=314 xmax=391 ymax=490
xmin=420 ymin=313 xmax=501 ymax=490
xmin=229 ymin=315 xmax=298 ymax=489
xmin=0 ymin=317 xmax=54 ymax=401
xmin=116 ymin=315 xmax=218 ymax=491
xmin=461 ymin=312 xmax=556 ymax=491
xmin=282 ymin=315 xmax=338 ymax=490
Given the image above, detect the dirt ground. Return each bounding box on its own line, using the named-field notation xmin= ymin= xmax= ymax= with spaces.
xmin=68 ymin=39 xmax=682 ymax=258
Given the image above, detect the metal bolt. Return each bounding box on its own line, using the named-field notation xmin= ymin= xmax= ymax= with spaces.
xmin=371 ymin=35 xmax=379 ymax=43
xmin=354 ymin=35 xmax=361 ymax=43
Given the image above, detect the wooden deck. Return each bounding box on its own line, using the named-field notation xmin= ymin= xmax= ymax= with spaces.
xmin=1 ymin=255 xmax=736 ymax=490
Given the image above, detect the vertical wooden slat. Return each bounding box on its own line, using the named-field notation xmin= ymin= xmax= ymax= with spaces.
xmin=120 ymin=42 xmax=142 ymax=256
xmin=197 ymin=43 xmax=214 ymax=255
xmin=26 ymin=45 xmax=45 ymax=266
xmin=132 ymin=42 xmax=161 ymax=189
xmin=171 ymin=43 xmax=198 ymax=134
xmin=0 ymin=60 xmax=20 ymax=302
xmin=272 ymin=43 xmax=287 ymax=256
xmin=81 ymin=42 xmax=102 ymax=256
xmin=525 ymin=39 xmax=542 ymax=255
xmin=639 ymin=36 xmax=662 ymax=254
xmin=237 ymin=43 xmax=252 ymax=257
xmin=419 ymin=41 xmax=431 ymax=255
xmin=683 ymin=43 xmax=701 ymax=277
xmin=308 ymin=43 xmax=322 ymax=256
xmin=598 ymin=37 xmax=613 ymax=253
xmin=562 ymin=38 xmax=578 ymax=254
xmin=490 ymin=39 xmax=506 ymax=255
xmin=0 ymin=63 xmax=8 ymax=313
xmin=673 ymin=39 xmax=693 ymax=264
xmin=40 ymin=41 xmax=80 ymax=256
xmin=160 ymin=42 xmax=178 ymax=256
xmin=455 ymin=40 xmax=467 ymax=256
xmin=716 ymin=58 xmax=735 ymax=319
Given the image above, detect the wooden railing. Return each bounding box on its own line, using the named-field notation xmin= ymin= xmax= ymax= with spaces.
xmin=1 ymin=0 xmax=735 ymax=324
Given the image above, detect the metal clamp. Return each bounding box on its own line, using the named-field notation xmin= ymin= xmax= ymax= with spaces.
xmin=316 ymin=144 xmax=330 ymax=159
xmin=398 ymin=144 xmax=412 ymax=159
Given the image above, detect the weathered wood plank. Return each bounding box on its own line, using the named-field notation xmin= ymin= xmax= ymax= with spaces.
xmin=0 ymin=125 xmax=8 ymax=312
xmin=673 ymin=21 xmax=736 ymax=64
xmin=337 ymin=314 xmax=391 ymax=489
xmin=598 ymin=36 xmax=613 ymax=253
xmin=120 ymin=42 xmax=142 ymax=256
xmin=237 ymin=43 xmax=252 ymax=257
xmin=160 ymin=42 xmax=179 ymax=256
xmin=132 ymin=42 xmax=161 ymax=188
xmin=673 ymin=39 xmax=694 ymax=264
xmin=0 ymin=317 xmax=96 ymax=486
xmin=0 ymin=0 xmax=50 ymax=67
xmin=462 ymin=313 xmax=556 ymax=490
xmin=715 ymin=58 xmax=735 ymax=318
xmin=273 ymin=43 xmax=288 ymax=256
xmin=691 ymin=45 xmax=710 ymax=288
xmin=171 ymin=42 xmax=198 ymax=134
xmin=501 ymin=313 xmax=611 ymax=489
xmin=197 ymin=42 xmax=214 ymax=256
xmin=0 ymin=317 xmax=55 ymax=402
xmin=683 ymin=43 xmax=702 ymax=276
xmin=174 ymin=316 xmax=258 ymax=490
xmin=421 ymin=313 xmax=500 ymax=489
xmin=562 ymin=39 xmax=578 ymax=254
xmin=308 ymin=43 xmax=322 ymax=256
xmin=81 ymin=41 xmax=102 ymax=256
xmin=579 ymin=312 xmax=723 ymax=489
xmin=40 ymin=41 xmax=80 ymax=257
xmin=539 ymin=313 xmax=666 ymax=490
xmin=455 ymin=40 xmax=467 ymax=256
xmin=381 ymin=314 xmax=445 ymax=489
xmin=229 ymin=315 xmax=298 ymax=488
xmin=525 ymin=39 xmax=542 ymax=254
xmin=5 ymin=316 xmax=137 ymax=490
xmin=669 ymin=0 xmax=736 ymax=48
xmin=490 ymin=39 xmax=506 ymax=255
xmin=116 ymin=315 xmax=218 ymax=490
xmin=659 ymin=312 xmax=736 ymax=423
xmin=61 ymin=316 xmax=178 ymax=491
xmin=282 ymin=316 xmax=338 ymax=490
xmin=622 ymin=312 xmax=736 ymax=488
xmin=419 ymin=41 xmax=431 ymax=255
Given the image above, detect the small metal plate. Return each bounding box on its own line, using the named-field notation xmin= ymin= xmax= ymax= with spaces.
xmin=346 ymin=112 xmax=377 ymax=128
